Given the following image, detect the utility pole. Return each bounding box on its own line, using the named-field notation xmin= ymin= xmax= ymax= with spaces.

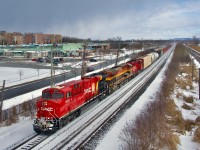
xmin=0 ymin=80 xmax=5 ymax=122
xmin=199 ymin=68 xmax=200 ymax=99
xmin=192 ymin=58 xmax=194 ymax=81
xmin=115 ymin=37 xmax=121 ymax=66
xmin=81 ymin=41 xmax=87 ymax=78
xmin=50 ymin=46 xmax=54 ymax=87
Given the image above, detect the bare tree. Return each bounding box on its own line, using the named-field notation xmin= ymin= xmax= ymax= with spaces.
xmin=18 ymin=70 xmax=24 ymax=81
xmin=9 ymin=106 xmax=19 ymax=124
xmin=115 ymin=37 xmax=121 ymax=66
xmin=22 ymin=101 xmax=29 ymax=116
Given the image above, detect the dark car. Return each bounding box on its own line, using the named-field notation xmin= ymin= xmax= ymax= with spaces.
xmin=37 ymin=58 xmax=44 ymax=62
xmin=89 ymin=58 xmax=97 ymax=62
xmin=87 ymin=67 xmax=94 ymax=72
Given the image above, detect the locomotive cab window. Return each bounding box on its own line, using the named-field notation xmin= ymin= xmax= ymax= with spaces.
xmin=74 ymin=84 xmax=79 ymax=89
xmin=66 ymin=92 xmax=71 ymax=98
xmin=52 ymin=92 xmax=63 ymax=99
xmin=42 ymin=92 xmax=51 ymax=99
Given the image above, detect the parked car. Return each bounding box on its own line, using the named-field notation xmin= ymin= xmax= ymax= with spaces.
xmin=89 ymin=58 xmax=97 ymax=62
xmin=37 ymin=58 xmax=44 ymax=62
xmin=31 ymin=58 xmax=37 ymax=61
xmin=87 ymin=67 xmax=94 ymax=72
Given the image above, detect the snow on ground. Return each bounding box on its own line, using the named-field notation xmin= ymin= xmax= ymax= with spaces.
xmin=0 ymin=49 xmax=136 ymax=149
xmin=1 ymin=56 xmax=132 ymax=110
xmin=0 ymin=116 xmax=35 ymax=150
xmin=0 ymin=67 xmax=69 ymax=87
xmin=95 ymin=49 xmax=174 ymax=150
xmin=96 ymin=51 xmax=200 ymax=149
xmin=0 ymin=49 xmax=134 ymax=87
xmin=174 ymin=60 xmax=200 ymax=150
xmin=3 ymin=48 xmax=198 ymax=150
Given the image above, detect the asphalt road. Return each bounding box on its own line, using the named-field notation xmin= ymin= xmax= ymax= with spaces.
xmin=1 ymin=55 xmax=134 ymax=101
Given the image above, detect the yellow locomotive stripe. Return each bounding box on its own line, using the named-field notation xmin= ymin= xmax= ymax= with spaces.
xmin=106 ymin=69 xmax=129 ymax=81
xmin=96 ymin=81 xmax=99 ymax=95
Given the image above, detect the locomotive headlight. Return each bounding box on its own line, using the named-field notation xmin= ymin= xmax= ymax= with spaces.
xmin=46 ymin=122 xmax=54 ymax=127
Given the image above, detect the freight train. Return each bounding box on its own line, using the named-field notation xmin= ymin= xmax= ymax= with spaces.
xmin=33 ymin=51 xmax=160 ymax=133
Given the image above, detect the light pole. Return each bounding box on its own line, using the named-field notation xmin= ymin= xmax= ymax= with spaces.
xmin=199 ymin=68 xmax=200 ymax=99
xmin=0 ymin=80 xmax=5 ymax=122
xmin=50 ymin=46 xmax=54 ymax=87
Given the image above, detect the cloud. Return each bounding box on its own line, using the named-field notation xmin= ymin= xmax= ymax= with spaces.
xmin=0 ymin=0 xmax=199 ymax=39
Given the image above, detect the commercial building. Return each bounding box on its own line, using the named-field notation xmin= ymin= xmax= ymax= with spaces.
xmin=0 ymin=42 xmax=110 ymax=59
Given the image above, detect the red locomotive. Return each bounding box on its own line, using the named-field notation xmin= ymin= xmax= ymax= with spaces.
xmin=33 ymin=52 xmax=159 ymax=133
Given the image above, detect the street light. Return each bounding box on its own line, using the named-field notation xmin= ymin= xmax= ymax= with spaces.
xmin=0 ymin=80 xmax=5 ymax=122
xmin=50 ymin=46 xmax=54 ymax=87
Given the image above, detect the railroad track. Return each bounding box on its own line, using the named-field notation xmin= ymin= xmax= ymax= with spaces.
xmin=16 ymin=134 xmax=49 ymax=150
xmin=8 ymin=45 xmax=174 ymax=150
xmin=31 ymin=45 xmax=175 ymax=150
xmin=6 ymin=133 xmax=48 ymax=150
xmin=63 ymin=45 xmax=174 ymax=150
xmin=184 ymin=44 xmax=200 ymax=62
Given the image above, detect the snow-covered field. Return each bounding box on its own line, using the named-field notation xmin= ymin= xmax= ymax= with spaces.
xmin=96 ymin=53 xmax=200 ymax=150
xmin=0 ymin=50 xmax=134 ymax=149
xmin=1 ymin=47 xmax=199 ymax=149
xmin=0 ymin=67 xmax=63 ymax=87
xmin=0 ymin=49 xmax=134 ymax=88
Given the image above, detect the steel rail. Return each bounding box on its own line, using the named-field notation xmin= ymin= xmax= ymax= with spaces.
xmin=12 ymin=134 xmax=48 ymax=150
xmin=23 ymin=45 xmax=174 ymax=150
xmin=34 ymin=46 xmax=174 ymax=150
xmin=184 ymin=44 xmax=200 ymax=62
xmin=64 ymin=45 xmax=174 ymax=150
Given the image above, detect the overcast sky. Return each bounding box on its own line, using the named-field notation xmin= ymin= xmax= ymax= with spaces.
xmin=0 ymin=0 xmax=199 ymax=40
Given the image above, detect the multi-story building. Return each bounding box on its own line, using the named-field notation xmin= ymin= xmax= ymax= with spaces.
xmin=52 ymin=34 xmax=62 ymax=43
xmin=35 ymin=33 xmax=44 ymax=44
xmin=0 ymin=31 xmax=62 ymax=45
xmin=13 ymin=32 xmax=23 ymax=45
xmin=5 ymin=33 xmax=13 ymax=45
xmin=23 ymin=33 xmax=35 ymax=44
xmin=0 ymin=31 xmax=7 ymax=45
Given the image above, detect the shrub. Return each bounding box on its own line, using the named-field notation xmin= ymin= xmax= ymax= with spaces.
xmin=9 ymin=106 xmax=19 ymax=124
xmin=195 ymin=116 xmax=200 ymax=124
xmin=176 ymin=78 xmax=192 ymax=90
xmin=183 ymin=95 xmax=194 ymax=103
xmin=182 ymin=103 xmax=194 ymax=110
xmin=21 ymin=101 xmax=30 ymax=117
xmin=176 ymin=92 xmax=182 ymax=99
xmin=5 ymin=119 xmax=12 ymax=126
xmin=193 ymin=126 xmax=200 ymax=143
xmin=166 ymin=100 xmax=185 ymax=133
xmin=165 ymin=133 xmax=180 ymax=150
xmin=185 ymin=119 xmax=196 ymax=131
